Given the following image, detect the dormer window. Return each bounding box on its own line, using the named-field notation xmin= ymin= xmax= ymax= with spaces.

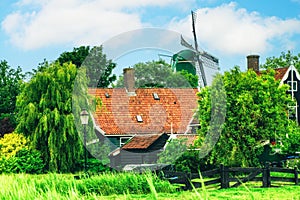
xmin=153 ymin=92 xmax=160 ymax=100
xmin=136 ymin=115 xmax=143 ymax=122
xmin=105 ymin=93 xmax=110 ymax=98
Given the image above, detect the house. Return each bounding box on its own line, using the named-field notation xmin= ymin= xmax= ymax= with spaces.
xmin=247 ymin=55 xmax=300 ymax=123
xmin=109 ymin=133 xmax=169 ymax=169
xmin=88 ymin=68 xmax=199 ymax=169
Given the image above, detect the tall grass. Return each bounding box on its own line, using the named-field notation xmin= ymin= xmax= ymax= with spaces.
xmin=0 ymin=172 xmax=176 ymax=199
xmin=1 ymin=173 xmax=300 ymax=199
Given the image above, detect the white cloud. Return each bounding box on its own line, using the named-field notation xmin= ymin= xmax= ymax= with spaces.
xmin=2 ymin=0 xmax=192 ymax=50
xmin=168 ymin=2 xmax=300 ymax=56
xmin=291 ymin=0 xmax=300 ymax=3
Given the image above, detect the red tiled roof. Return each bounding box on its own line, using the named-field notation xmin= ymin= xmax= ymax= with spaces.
xmin=274 ymin=67 xmax=289 ymax=80
xmin=255 ymin=67 xmax=288 ymax=80
xmin=89 ymin=88 xmax=199 ymax=135
xmin=121 ymin=134 xmax=162 ymax=149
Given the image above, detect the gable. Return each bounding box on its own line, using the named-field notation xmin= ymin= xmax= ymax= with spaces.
xmin=89 ymin=88 xmax=199 ymax=135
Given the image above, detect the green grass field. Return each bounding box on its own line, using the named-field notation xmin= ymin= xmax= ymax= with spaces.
xmin=0 ymin=173 xmax=299 ymax=200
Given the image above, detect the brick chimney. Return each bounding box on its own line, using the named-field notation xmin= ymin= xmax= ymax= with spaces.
xmin=247 ymin=55 xmax=260 ymax=71
xmin=123 ymin=68 xmax=135 ymax=94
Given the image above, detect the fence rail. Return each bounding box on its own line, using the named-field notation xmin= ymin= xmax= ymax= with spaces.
xmin=161 ymin=164 xmax=299 ymax=190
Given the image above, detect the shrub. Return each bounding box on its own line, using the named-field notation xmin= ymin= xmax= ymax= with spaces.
xmin=75 ymin=158 xmax=111 ymax=174
xmin=0 ymin=132 xmax=27 ymax=158
xmin=0 ymin=148 xmax=45 ymax=174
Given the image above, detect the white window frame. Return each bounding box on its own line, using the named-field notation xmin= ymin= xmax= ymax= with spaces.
xmin=287 ymin=81 xmax=297 ymax=92
xmin=120 ymin=137 xmax=131 ymax=147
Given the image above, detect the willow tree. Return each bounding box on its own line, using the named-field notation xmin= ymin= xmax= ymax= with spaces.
xmin=16 ymin=62 xmax=87 ymax=172
xmin=197 ymin=67 xmax=293 ymax=167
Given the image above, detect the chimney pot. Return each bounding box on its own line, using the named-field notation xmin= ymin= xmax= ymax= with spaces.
xmin=123 ymin=68 xmax=135 ymax=94
xmin=247 ymin=55 xmax=260 ymax=71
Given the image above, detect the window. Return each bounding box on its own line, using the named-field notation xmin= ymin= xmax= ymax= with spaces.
xmin=287 ymin=81 xmax=297 ymax=91
xmin=153 ymin=92 xmax=160 ymax=100
xmin=120 ymin=137 xmax=131 ymax=146
xmin=136 ymin=115 xmax=143 ymax=122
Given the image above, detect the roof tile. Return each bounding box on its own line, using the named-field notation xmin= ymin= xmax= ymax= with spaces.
xmin=121 ymin=134 xmax=162 ymax=149
xmin=89 ymin=88 xmax=199 ymax=135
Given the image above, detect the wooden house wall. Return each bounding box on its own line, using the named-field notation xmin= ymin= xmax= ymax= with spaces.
xmin=283 ymin=69 xmax=300 ymax=124
xmin=110 ymin=134 xmax=169 ymax=168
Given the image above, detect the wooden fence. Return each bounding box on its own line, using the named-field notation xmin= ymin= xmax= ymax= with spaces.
xmin=160 ymin=164 xmax=299 ymax=190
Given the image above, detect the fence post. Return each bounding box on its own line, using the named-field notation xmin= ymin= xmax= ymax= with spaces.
xmin=294 ymin=167 xmax=298 ymax=185
xmin=262 ymin=162 xmax=271 ymax=187
xmin=220 ymin=164 xmax=229 ymax=189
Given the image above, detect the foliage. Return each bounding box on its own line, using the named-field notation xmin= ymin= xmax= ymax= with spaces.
xmin=281 ymin=121 xmax=300 ymax=155
xmin=115 ymin=60 xmax=197 ymax=88
xmin=57 ymin=45 xmax=117 ymax=87
xmin=0 ymin=173 xmax=176 ymax=199
xmin=26 ymin=59 xmax=50 ymax=78
xmin=0 ymin=60 xmax=24 ymax=136
xmin=173 ymin=149 xmax=214 ymax=173
xmin=261 ymin=50 xmax=300 ymax=71
xmin=0 ymin=133 xmax=45 ymax=174
xmin=157 ymin=138 xmax=212 ymax=173
xmin=0 ymin=132 xmax=28 ymax=158
xmin=196 ymin=67 xmax=293 ymax=167
xmin=1 ymin=173 xmax=300 ymax=199
xmin=157 ymin=138 xmax=188 ymax=164
xmin=0 ymin=148 xmax=45 ymax=174
xmin=179 ymin=70 xmax=199 ymax=88
xmin=75 ymin=158 xmax=111 ymax=174
xmin=16 ymin=62 xmax=85 ymax=173
xmin=57 ymin=46 xmax=90 ymax=68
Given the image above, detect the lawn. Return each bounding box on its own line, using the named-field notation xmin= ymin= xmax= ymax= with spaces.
xmin=0 ymin=173 xmax=299 ymax=200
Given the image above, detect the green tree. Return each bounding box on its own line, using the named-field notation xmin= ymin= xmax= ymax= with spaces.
xmin=57 ymin=46 xmax=117 ymax=87
xmin=16 ymin=62 xmax=86 ymax=172
xmin=157 ymin=138 xmax=188 ymax=164
xmin=261 ymin=50 xmax=300 ymax=71
xmin=115 ymin=60 xmax=198 ymax=88
xmin=0 ymin=60 xmax=24 ymax=136
xmin=57 ymin=46 xmax=90 ymax=68
xmin=196 ymin=67 xmax=293 ymax=167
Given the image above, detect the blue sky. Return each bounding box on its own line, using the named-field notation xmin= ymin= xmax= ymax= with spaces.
xmin=1 ymin=0 xmax=300 ymax=74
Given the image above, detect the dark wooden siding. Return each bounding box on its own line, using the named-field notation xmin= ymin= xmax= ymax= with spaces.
xmin=110 ymin=134 xmax=169 ymax=168
xmin=283 ymin=69 xmax=300 ymax=124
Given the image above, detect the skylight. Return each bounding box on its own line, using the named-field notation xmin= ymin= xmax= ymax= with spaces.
xmin=153 ymin=92 xmax=160 ymax=100
xmin=136 ymin=115 xmax=143 ymax=122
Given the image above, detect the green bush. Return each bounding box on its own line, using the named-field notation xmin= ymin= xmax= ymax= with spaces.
xmin=0 ymin=132 xmax=27 ymax=158
xmin=0 ymin=148 xmax=45 ymax=174
xmin=74 ymin=158 xmax=111 ymax=174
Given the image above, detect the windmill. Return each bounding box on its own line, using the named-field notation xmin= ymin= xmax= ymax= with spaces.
xmin=180 ymin=10 xmax=208 ymax=87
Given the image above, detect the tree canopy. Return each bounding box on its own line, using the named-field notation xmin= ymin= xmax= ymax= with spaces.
xmin=196 ymin=67 xmax=294 ymax=167
xmin=16 ymin=62 xmax=86 ymax=172
xmin=261 ymin=50 xmax=300 ymax=71
xmin=0 ymin=60 xmax=24 ymax=136
xmin=57 ymin=45 xmax=117 ymax=88
xmin=115 ymin=60 xmax=198 ymax=88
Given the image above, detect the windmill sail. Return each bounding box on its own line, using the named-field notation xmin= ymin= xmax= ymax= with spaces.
xmin=191 ymin=10 xmax=207 ymax=87
xmin=180 ymin=35 xmax=194 ymax=50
